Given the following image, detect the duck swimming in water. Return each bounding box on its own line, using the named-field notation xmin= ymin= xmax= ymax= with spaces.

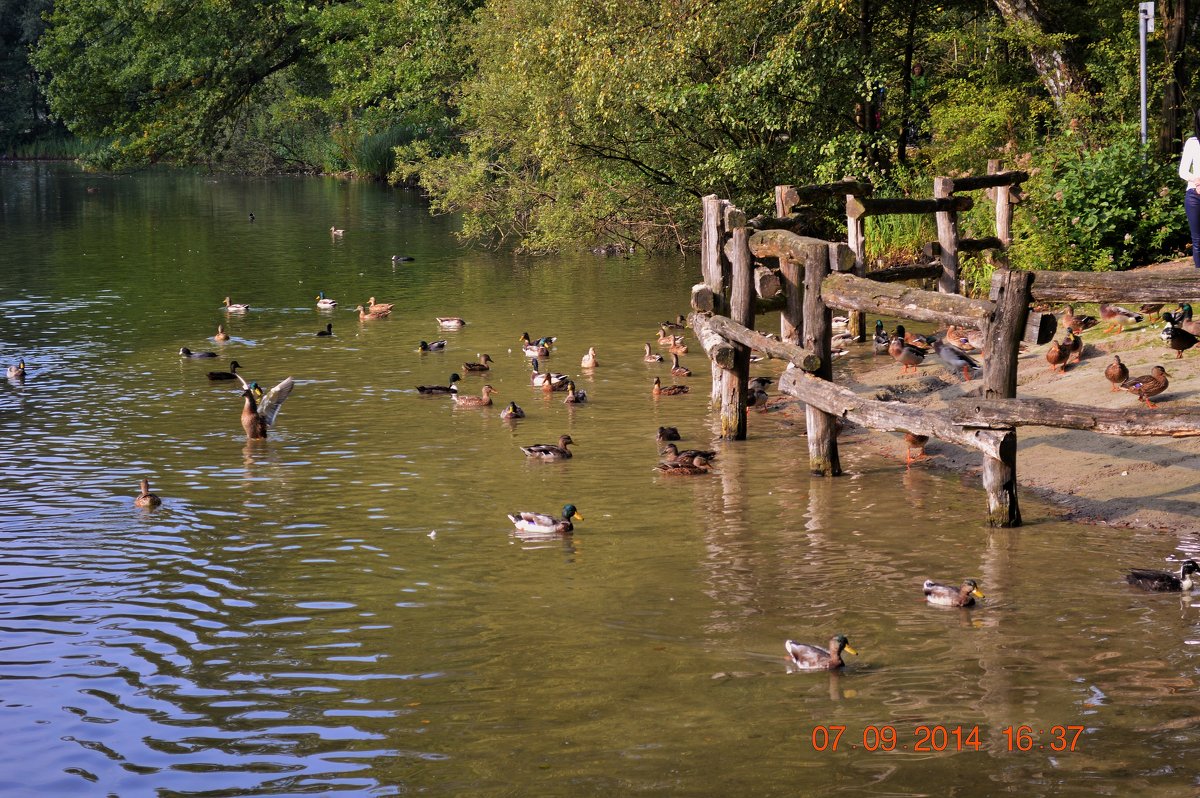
xmin=134 ymin=478 xmax=162 ymax=508
xmin=507 ymin=504 xmax=582 ymax=534
xmin=784 ymin=635 xmax=857 ymax=670
xmin=240 ymin=377 xmax=294 ymax=440
xmin=923 ymin=578 xmax=984 ymax=607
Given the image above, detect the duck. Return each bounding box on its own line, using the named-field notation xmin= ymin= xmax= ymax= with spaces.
xmin=367 ymin=297 xmax=395 ymax=313
xmin=643 ymin=343 xmax=664 ymax=363
xmin=872 ymin=319 xmax=891 ymax=355
xmin=944 ymin=324 xmax=980 ymax=352
xmin=416 ymin=373 xmax=461 ymax=395
xmin=1099 ymin=303 xmax=1142 ymax=333
xmin=1140 ymin=303 xmax=1165 ymax=321
xmin=889 ymin=325 xmax=927 ymax=374
xmin=248 ymin=212 xmax=255 ymax=222
xmin=1045 ymin=335 xmax=1072 ymax=373
xmin=652 ymin=376 xmax=689 ymax=396
xmin=1172 ymin=304 xmax=1200 ymax=335
xmin=453 ymin=384 xmax=497 ymax=408
xmin=784 ymin=635 xmax=857 ymax=671
xmin=1062 ymin=305 xmax=1097 ymax=333
xmin=747 ymin=384 xmax=769 ymax=407
xmin=330 ymin=226 xmax=345 ymax=236
xmin=316 ymin=291 xmax=338 ymax=309
xmin=1066 ymin=330 xmax=1083 ymax=364
xmin=507 ymin=504 xmax=582 ymax=534
xmin=904 ymin=432 xmax=929 ymax=464
xmin=1104 ymin=355 xmax=1128 ymax=391
xmin=541 ymin=373 xmax=569 ymax=393
xmin=500 ymin=401 xmax=525 ymax=419
xmin=6 ymin=359 xmax=25 ymax=379
xmin=179 ymin=347 xmax=217 ymax=359
xmin=418 ymin=340 xmax=448 ymax=352
xmin=354 ymin=304 xmax=391 ymax=320
xmin=931 ymin=337 xmax=979 ymax=380
xmin=748 ymin=376 xmax=773 ymax=391
xmin=520 ymin=434 xmax=575 ymax=460
xmin=668 ymin=337 xmax=689 ymax=355
xmin=213 ymin=324 xmax=230 ymax=342
xmin=581 ymin=347 xmax=598 ymax=368
xmin=436 ymin=316 xmax=467 ymax=329
xmin=660 ymin=443 xmax=716 ymax=462
xmin=391 ymin=255 xmax=414 ymax=263
xmin=670 ymin=353 xmax=692 ymax=377
xmin=222 ymin=297 xmax=250 ymax=312
xmin=1121 ymin=366 xmax=1169 ymax=407
xmin=463 ymin=354 xmax=494 ymax=372
xmin=529 ymin=358 xmax=567 ymax=388
xmin=1161 ymin=317 xmax=1198 ymax=358
xmin=520 ymin=332 xmax=551 ymax=358
xmin=563 ymin=381 xmax=587 ymax=403
xmin=657 ymin=325 xmax=676 ymax=345
xmin=654 ymin=455 xmax=712 ymax=475
xmin=207 ymin=360 xmax=246 ymax=384
xmin=656 ymin=426 xmax=681 ymax=442
xmin=134 ymin=478 xmax=162 ymax=508
xmin=317 ymin=323 xmax=334 ymax=337
xmin=1125 ymin=559 xmax=1200 ymax=591
xmin=662 ymin=315 xmax=687 ymax=330
xmin=241 ymin=377 xmax=294 ymax=439
xmin=924 ymin=578 xmax=984 ymax=607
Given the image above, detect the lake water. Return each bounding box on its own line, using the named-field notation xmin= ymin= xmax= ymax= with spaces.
xmin=2 ymin=162 xmax=1199 ymax=796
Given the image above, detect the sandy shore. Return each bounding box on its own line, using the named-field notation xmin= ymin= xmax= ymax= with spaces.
xmin=769 ymin=262 xmax=1200 ymax=533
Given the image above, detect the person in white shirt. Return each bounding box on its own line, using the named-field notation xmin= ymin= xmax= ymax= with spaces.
xmin=1179 ymin=109 xmax=1200 ymax=268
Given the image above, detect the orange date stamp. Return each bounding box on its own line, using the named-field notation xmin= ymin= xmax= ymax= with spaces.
xmin=809 ymin=724 xmax=1085 ymax=752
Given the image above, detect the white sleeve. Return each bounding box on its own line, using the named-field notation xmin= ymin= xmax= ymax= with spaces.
xmin=1180 ymin=137 xmax=1200 ymax=182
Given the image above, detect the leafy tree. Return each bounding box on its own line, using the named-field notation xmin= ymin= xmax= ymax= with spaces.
xmin=0 ymin=0 xmax=56 ymax=151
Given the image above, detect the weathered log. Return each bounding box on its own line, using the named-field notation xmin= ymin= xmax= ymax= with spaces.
xmin=847 ymin=194 xmax=973 ymax=220
xmin=780 ymin=256 xmax=803 ymax=346
xmin=778 ymin=369 xmax=1007 ymax=461
xmin=748 ymin=229 xmax=834 ymax=265
xmin=1027 ymin=311 xmax=1058 ymax=346
xmin=691 ymin=282 xmax=716 ymax=313
xmin=821 ymin=272 xmax=992 ymax=329
xmin=867 ymin=262 xmax=943 ymax=283
xmin=689 ymin=314 xmax=737 ymax=370
xmin=795 ymin=179 xmax=873 ymax=199
xmin=979 ymin=269 xmax=1030 ymax=527
xmin=947 ymin=171 xmax=1029 ymax=192
xmin=754 ymin=265 xmax=781 ymax=298
xmin=933 ymin=177 xmax=961 ymax=294
xmin=775 ymin=185 xmax=799 ymax=216
xmin=994 ymin=270 xmax=1200 ymax=303
xmin=958 ymin=237 xmax=1004 ymax=253
xmin=701 ymin=195 xmax=728 ymax=404
xmin=701 ymin=314 xmax=821 ymax=372
xmin=991 ymin=161 xmax=1013 ymax=268
xmin=804 ymin=243 xmax=840 ymax=475
xmin=949 ymin=396 xmax=1200 ymax=436
xmin=721 ymin=224 xmax=754 ymax=439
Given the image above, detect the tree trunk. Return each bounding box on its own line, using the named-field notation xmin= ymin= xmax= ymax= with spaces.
xmin=1159 ymin=0 xmax=1188 ymax=154
xmin=991 ymin=0 xmax=1090 ymax=118
xmin=897 ymin=0 xmax=921 ymax=165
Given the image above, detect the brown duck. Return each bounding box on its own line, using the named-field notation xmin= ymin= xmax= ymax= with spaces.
xmin=1104 ymin=355 xmax=1129 ymax=391
xmin=1045 ymin=336 xmax=1072 ymax=373
xmin=652 ymin=377 xmax=689 ymax=396
xmin=1121 ymin=366 xmax=1169 ymax=408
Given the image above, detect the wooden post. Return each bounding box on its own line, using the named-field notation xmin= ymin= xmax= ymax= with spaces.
xmin=804 ymin=245 xmax=840 ymax=475
xmin=780 ymin=257 xmax=803 ymax=346
xmin=720 ymin=208 xmax=753 ymax=440
xmin=774 ymin=185 xmax=797 ymax=217
xmin=979 ymin=269 xmax=1030 ymax=527
xmin=933 ymin=176 xmax=960 ymax=294
xmin=701 ymin=195 xmax=728 ymax=406
xmin=991 ymin=161 xmax=1013 ymax=269
xmin=845 ymin=186 xmax=867 ymax=342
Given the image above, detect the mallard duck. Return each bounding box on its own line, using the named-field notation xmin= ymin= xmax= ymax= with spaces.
xmin=748 ymin=376 xmax=772 ymax=391
xmin=367 ymin=297 xmax=395 ymax=313
xmin=179 ymin=347 xmax=217 ymax=359
xmin=6 ymin=359 xmax=25 ymax=379
xmin=1045 ymin=335 xmax=1072 ymax=373
xmin=670 ymin=353 xmax=692 ymax=377
xmin=1121 ymin=366 xmax=1169 ymax=407
xmin=453 ymin=384 xmax=497 ymax=408
xmin=437 ymin=316 xmax=467 ymax=329
xmin=330 ymin=226 xmax=345 ymax=236
xmin=134 ymin=478 xmax=162 ymax=508
xmin=1125 ymin=559 xmax=1200 ymax=591
xmin=563 ymin=381 xmax=587 ymax=403
xmin=643 ymin=343 xmax=664 ymax=363
xmin=1161 ymin=318 xmax=1198 ymax=358
xmin=944 ymin=324 xmax=980 ymax=352
xmin=1066 ymin=330 xmax=1083 ymax=364
xmin=222 ymin=297 xmax=250 ymax=312
xmin=241 ymin=377 xmax=294 ymax=439
xmin=931 ymin=337 xmax=979 ymax=380
xmin=1140 ymin=303 xmax=1165 ymax=321
xmin=924 ymin=578 xmax=984 ymax=607
xmin=317 ymin=323 xmax=333 ymax=337
xmin=660 ymin=443 xmax=716 ymax=462
xmin=1104 ymin=355 xmax=1128 ymax=391
xmin=391 ymin=255 xmax=414 ymax=263
xmin=529 ymin=358 xmax=567 ymax=387
xmin=873 ymin=319 xmax=891 ymax=355
xmin=520 ymin=332 xmax=551 ymax=358
xmin=657 ymin=325 xmax=676 ymax=345
xmin=416 ymin=373 xmax=461 ymax=395
xmin=500 ymin=401 xmax=525 ymax=419
xmin=213 ymin=324 xmax=230 ymax=342
xmin=354 ymin=304 xmax=391 ymax=320
xmin=521 ymin=434 xmax=575 ymax=460
xmin=208 ymin=360 xmax=246 ymax=384
xmin=246 ymin=381 xmax=265 ymax=401
xmin=507 ymin=504 xmax=582 ymax=534
xmin=463 ymin=354 xmax=493 ymax=372
xmin=652 ymin=377 xmax=689 ymax=396
xmin=418 ymin=340 xmax=448 ymax=352
xmin=747 ymin=384 xmax=769 ymax=407
xmin=581 ymin=347 xmax=598 ymax=368
xmin=1062 ymin=305 xmax=1097 ymax=333
xmin=654 ymin=455 xmax=711 ymax=475
xmin=316 ymin=291 xmax=338 ymax=309
xmin=889 ymin=325 xmax=927 ymax=374
xmin=1099 ymin=303 xmax=1142 ymax=333
xmin=784 ymin=635 xmax=857 ymax=671
xmin=248 ymin=212 xmax=255 ymax=222
xmin=662 ymin=315 xmax=686 ymax=330
xmin=904 ymin=432 xmax=929 ymax=464
xmin=656 ymin=426 xmax=681 ymax=442
xmin=668 ymin=337 xmax=689 ymax=355
xmin=1173 ymin=304 xmax=1200 ymax=335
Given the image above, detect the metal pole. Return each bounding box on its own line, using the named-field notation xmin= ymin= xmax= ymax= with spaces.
xmin=1139 ymin=2 xmax=1155 ymax=146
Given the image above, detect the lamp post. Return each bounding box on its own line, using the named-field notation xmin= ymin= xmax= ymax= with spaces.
xmin=1139 ymin=1 xmax=1155 ymax=146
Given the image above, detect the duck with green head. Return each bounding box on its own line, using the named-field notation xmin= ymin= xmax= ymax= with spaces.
xmin=507 ymin=504 xmax=583 ymax=534
xmin=784 ymin=635 xmax=857 ymax=670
